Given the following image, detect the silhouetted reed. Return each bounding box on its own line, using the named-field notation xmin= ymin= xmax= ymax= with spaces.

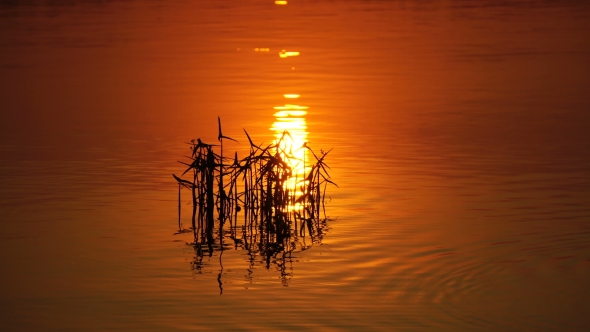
xmin=173 ymin=118 xmax=336 ymax=283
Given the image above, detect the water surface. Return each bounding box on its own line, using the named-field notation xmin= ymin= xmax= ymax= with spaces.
xmin=1 ymin=0 xmax=590 ymax=330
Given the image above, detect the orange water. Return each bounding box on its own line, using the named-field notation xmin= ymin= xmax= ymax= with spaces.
xmin=1 ymin=1 xmax=590 ymax=330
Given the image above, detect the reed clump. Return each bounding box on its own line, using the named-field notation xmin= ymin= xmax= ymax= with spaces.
xmin=173 ymin=118 xmax=336 ymax=271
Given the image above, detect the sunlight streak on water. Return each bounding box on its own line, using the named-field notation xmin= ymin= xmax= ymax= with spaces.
xmin=270 ymin=97 xmax=309 ymax=203
xmin=279 ymin=50 xmax=300 ymax=58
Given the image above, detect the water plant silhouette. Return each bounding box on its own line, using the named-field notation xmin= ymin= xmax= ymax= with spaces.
xmin=173 ymin=117 xmax=336 ymax=286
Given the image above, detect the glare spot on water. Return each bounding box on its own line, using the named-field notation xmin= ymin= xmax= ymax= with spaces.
xmin=279 ymin=50 xmax=300 ymax=58
xmin=271 ymin=100 xmax=309 ymax=200
xmin=273 ymin=104 xmax=308 ymax=110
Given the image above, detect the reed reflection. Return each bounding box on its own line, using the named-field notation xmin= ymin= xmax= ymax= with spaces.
xmin=174 ymin=116 xmax=335 ymax=288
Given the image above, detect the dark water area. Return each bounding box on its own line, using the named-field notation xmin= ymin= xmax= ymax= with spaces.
xmin=1 ymin=0 xmax=590 ymax=330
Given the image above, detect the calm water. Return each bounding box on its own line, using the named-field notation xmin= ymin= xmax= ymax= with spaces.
xmin=1 ymin=0 xmax=590 ymax=330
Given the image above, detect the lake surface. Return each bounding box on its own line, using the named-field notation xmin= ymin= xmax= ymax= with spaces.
xmin=1 ymin=0 xmax=590 ymax=330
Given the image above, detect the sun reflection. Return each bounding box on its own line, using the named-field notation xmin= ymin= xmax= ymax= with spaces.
xmin=279 ymin=50 xmax=300 ymax=58
xmin=271 ymin=97 xmax=309 ymax=209
xmin=274 ymin=110 xmax=307 ymax=117
xmin=273 ymin=104 xmax=308 ymax=110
